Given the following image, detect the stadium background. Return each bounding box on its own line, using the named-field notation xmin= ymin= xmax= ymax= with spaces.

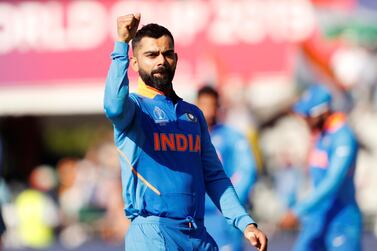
xmin=1 ymin=0 xmax=377 ymax=250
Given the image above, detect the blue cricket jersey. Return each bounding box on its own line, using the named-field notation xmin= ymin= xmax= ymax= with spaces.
xmin=104 ymin=42 xmax=255 ymax=232
xmin=293 ymin=113 xmax=361 ymax=221
xmin=205 ymin=124 xmax=257 ymax=212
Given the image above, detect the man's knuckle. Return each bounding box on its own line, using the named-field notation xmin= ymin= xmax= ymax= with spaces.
xmin=117 ymin=16 xmax=126 ymax=21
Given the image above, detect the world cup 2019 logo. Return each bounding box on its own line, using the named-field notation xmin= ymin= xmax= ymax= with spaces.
xmin=153 ymin=106 xmax=168 ymax=123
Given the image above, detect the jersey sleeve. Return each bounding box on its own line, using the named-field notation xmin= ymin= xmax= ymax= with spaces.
xmin=230 ymin=133 xmax=258 ymax=204
xmin=199 ymin=112 xmax=256 ymax=231
xmin=293 ymin=128 xmax=357 ymax=217
xmin=104 ymin=42 xmax=136 ymax=131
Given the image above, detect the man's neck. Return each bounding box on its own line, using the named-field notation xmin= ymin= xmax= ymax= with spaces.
xmin=142 ymin=81 xmax=181 ymax=104
xmin=165 ymin=88 xmax=181 ymax=104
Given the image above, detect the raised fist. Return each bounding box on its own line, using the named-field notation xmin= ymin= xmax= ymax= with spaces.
xmin=117 ymin=13 xmax=141 ymax=43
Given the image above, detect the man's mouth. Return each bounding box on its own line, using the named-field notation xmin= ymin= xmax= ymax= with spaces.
xmin=153 ymin=71 xmax=168 ymax=79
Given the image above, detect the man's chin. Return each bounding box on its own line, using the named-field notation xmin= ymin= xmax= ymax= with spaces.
xmin=140 ymin=73 xmax=173 ymax=91
xmin=153 ymin=76 xmax=167 ymax=83
xmin=152 ymin=77 xmax=171 ymax=86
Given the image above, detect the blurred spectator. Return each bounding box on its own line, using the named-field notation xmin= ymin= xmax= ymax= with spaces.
xmin=197 ymin=85 xmax=258 ymax=251
xmin=91 ymin=142 xmax=129 ymax=243
xmin=14 ymin=165 xmax=59 ymax=249
xmin=56 ymin=142 xmax=128 ymax=248
xmin=350 ymin=105 xmax=377 ymax=237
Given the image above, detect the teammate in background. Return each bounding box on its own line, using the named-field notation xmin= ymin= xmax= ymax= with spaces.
xmin=279 ymin=84 xmax=362 ymax=251
xmin=104 ymin=13 xmax=267 ymax=250
xmin=197 ymin=85 xmax=258 ymax=251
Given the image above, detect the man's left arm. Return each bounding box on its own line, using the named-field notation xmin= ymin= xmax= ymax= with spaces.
xmin=199 ymin=112 xmax=267 ymax=250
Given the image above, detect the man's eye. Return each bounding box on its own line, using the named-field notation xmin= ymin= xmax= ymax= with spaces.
xmin=164 ymin=52 xmax=174 ymax=57
xmin=145 ymin=52 xmax=158 ymax=57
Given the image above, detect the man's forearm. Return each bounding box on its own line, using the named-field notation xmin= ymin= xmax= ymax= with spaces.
xmin=206 ymin=179 xmax=256 ymax=232
xmin=104 ymin=42 xmax=136 ymax=129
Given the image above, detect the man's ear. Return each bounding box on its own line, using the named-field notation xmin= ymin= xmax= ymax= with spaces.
xmin=130 ymin=56 xmax=139 ymax=72
xmin=175 ymin=52 xmax=178 ymax=63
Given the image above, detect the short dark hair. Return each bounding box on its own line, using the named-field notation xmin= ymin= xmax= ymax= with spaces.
xmin=132 ymin=23 xmax=174 ymax=51
xmin=197 ymin=85 xmax=220 ymax=103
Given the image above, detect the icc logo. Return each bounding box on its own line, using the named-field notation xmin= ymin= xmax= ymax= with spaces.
xmin=153 ymin=106 xmax=168 ymax=123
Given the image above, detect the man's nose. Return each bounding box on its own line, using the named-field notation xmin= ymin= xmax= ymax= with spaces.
xmin=156 ymin=54 xmax=167 ymax=66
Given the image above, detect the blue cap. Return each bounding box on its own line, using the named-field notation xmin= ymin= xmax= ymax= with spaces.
xmin=294 ymin=85 xmax=332 ymax=117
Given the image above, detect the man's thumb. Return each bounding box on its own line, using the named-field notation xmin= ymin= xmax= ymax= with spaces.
xmin=246 ymin=232 xmax=258 ymax=246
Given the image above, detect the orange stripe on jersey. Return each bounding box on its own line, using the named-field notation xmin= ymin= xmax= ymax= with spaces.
xmin=116 ymin=148 xmax=161 ymax=196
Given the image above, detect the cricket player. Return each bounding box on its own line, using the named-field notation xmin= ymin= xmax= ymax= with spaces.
xmin=103 ymin=13 xmax=268 ymax=251
xmin=279 ymin=84 xmax=362 ymax=251
xmin=197 ymin=85 xmax=258 ymax=251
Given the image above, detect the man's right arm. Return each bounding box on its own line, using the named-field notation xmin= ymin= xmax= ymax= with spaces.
xmin=103 ymin=13 xmax=141 ymax=131
xmin=104 ymin=42 xmax=136 ymax=131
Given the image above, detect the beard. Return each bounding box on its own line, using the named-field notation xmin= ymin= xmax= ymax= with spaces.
xmin=139 ymin=65 xmax=175 ymax=92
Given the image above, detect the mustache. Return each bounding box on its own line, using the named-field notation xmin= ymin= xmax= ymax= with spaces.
xmin=151 ymin=66 xmax=170 ymax=75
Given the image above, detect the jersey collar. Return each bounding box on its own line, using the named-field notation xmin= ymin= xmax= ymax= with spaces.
xmin=136 ymin=78 xmax=164 ymax=99
xmin=136 ymin=78 xmax=182 ymax=104
xmin=324 ymin=112 xmax=346 ymax=133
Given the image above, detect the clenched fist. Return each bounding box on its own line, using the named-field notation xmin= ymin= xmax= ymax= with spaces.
xmin=244 ymin=224 xmax=268 ymax=251
xmin=117 ymin=13 xmax=141 ymax=43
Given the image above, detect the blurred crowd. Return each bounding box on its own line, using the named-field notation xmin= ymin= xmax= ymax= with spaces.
xmin=0 ymin=141 xmax=130 ymax=249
